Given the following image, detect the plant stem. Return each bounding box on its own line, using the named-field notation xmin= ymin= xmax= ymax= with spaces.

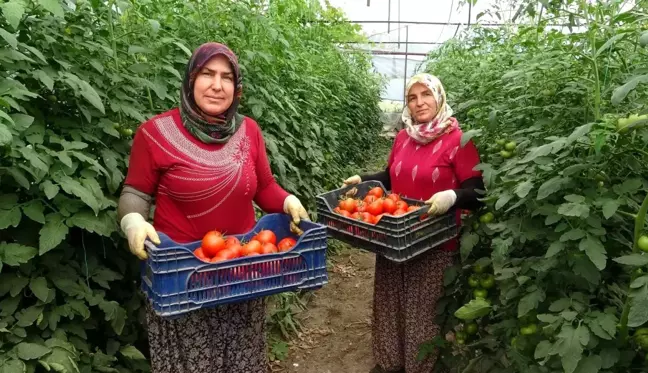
xmin=619 ymin=193 xmax=648 ymax=344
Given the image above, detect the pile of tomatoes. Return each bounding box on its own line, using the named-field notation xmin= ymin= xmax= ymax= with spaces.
xmin=193 ymin=229 xmax=297 ymax=263
xmin=333 ymin=186 xmax=422 ymax=225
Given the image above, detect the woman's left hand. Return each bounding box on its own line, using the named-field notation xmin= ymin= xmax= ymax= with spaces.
xmin=283 ymin=195 xmax=310 ymax=225
xmin=425 ymin=190 xmax=457 ymax=215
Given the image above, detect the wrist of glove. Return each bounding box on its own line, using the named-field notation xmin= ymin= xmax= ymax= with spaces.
xmin=120 ymin=212 xmax=160 ymax=260
xmin=283 ymin=195 xmax=310 ymax=225
xmin=341 ymin=175 xmax=361 ymax=188
xmin=424 ymin=190 xmax=457 ymax=216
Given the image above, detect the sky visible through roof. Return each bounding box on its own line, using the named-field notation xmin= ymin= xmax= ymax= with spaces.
xmin=325 ymin=0 xmax=516 ymax=101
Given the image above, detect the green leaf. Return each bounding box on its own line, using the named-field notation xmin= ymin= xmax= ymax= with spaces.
xmin=573 ymin=355 xmax=601 ymax=373
xmin=41 ymin=346 xmax=80 ymax=373
xmin=91 ymin=268 xmax=123 ymax=289
xmin=37 ymin=0 xmax=64 ymax=17
xmin=66 ymin=211 xmax=116 ymax=237
xmin=0 ymin=27 xmax=17 ymax=48
xmin=454 ymin=298 xmax=492 ymax=320
xmin=555 ymin=324 xmax=588 ymax=373
xmin=537 ymin=177 xmax=568 ymax=200
xmin=29 ymin=277 xmax=50 ymax=302
xmin=15 ymin=342 xmax=51 ymax=360
xmin=33 ymin=69 xmax=54 ymax=90
xmin=518 ymin=289 xmax=546 ymax=318
xmin=557 ymin=203 xmax=590 ymax=218
xmin=495 ymin=192 xmax=513 ymax=210
xmin=566 ymin=123 xmax=593 ymax=144
xmin=0 ymin=122 xmax=12 ymax=146
xmin=11 ymin=113 xmax=34 ymax=131
xmin=460 ymin=128 xmax=482 ymax=147
xmin=77 ymin=79 xmax=105 ymax=114
xmin=42 ymin=180 xmax=60 ymax=200
xmin=0 ymin=206 xmax=21 ymax=229
xmin=0 ymin=1 xmax=25 ymax=30
xmin=585 ymin=312 xmax=617 ymax=340
xmin=119 ymin=345 xmax=146 ymax=360
xmin=0 ymin=360 xmax=26 ymax=373
xmin=22 ymin=200 xmax=45 ymax=223
xmin=460 ymin=232 xmax=479 ymax=262
xmin=537 ymin=314 xmax=560 ymax=323
xmin=534 ymin=340 xmax=552 ymax=360
xmin=628 ymin=285 xmax=648 ymax=327
xmin=573 ymin=256 xmax=601 ymax=284
xmin=39 ymin=213 xmax=69 ymax=255
xmin=602 ymin=199 xmax=619 ymax=219
xmin=0 ymin=295 xmax=21 ymax=316
xmin=631 ymin=275 xmax=648 ymax=289
xmin=596 ymin=33 xmax=627 ymax=57
xmin=560 ymin=229 xmax=585 ymax=242
xmin=1 ymin=243 xmax=37 ymax=266
xmin=599 ymin=347 xmax=619 ymax=369
xmin=515 ymin=180 xmax=533 ymax=198
xmin=613 ymin=254 xmax=648 ymax=266
xmin=15 ymin=305 xmax=43 ymax=327
xmin=612 ymin=74 xmax=648 ymax=106
xmin=19 ymin=147 xmax=49 ymax=172
xmin=7 ymin=167 xmax=30 ymax=189
xmin=579 ymin=236 xmax=607 ymax=270
xmin=56 ymin=176 xmax=100 ymax=214
xmin=173 ymin=41 xmax=192 ymax=57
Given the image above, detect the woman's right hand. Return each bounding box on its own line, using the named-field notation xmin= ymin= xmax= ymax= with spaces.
xmin=341 ymin=175 xmax=361 ymax=188
xmin=120 ymin=213 xmax=160 ymax=260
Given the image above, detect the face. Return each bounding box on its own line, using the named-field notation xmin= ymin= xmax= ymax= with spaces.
xmin=193 ymin=55 xmax=235 ymax=116
xmin=406 ymin=83 xmax=438 ymax=123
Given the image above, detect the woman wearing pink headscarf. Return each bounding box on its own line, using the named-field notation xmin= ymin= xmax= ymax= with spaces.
xmin=344 ymin=73 xmax=484 ymax=373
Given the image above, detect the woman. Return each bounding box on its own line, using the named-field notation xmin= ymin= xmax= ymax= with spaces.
xmin=343 ymin=73 xmax=484 ymax=373
xmin=117 ymin=42 xmax=309 ymax=373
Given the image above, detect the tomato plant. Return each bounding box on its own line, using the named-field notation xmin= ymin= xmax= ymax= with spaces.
xmin=423 ymin=1 xmax=648 ymax=372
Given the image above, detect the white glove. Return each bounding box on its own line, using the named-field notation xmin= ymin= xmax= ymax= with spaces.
xmin=283 ymin=195 xmax=310 ymax=225
xmin=341 ymin=175 xmax=361 ymax=188
xmin=425 ymin=190 xmax=457 ymax=215
xmin=120 ymin=212 xmax=160 ymax=260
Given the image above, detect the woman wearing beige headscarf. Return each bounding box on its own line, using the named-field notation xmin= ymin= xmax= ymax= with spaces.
xmin=344 ymin=73 xmax=484 ymax=373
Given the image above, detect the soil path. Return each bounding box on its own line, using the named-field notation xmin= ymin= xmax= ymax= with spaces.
xmin=274 ymin=248 xmax=377 ymax=373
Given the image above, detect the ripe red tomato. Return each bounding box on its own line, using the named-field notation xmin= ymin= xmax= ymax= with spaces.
xmin=360 ymin=212 xmax=373 ymax=222
xmin=202 ymin=231 xmax=226 ymax=257
xmin=356 ymin=203 xmax=367 ymax=213
xmin=211 ymin=248 xmax=236 ymax=262
xmin=228 ymin=243 xmax=243 ymax=258
xmin=339 ymin=210 xmax=352 ymax=218
xmin=278 ymin=237 xmax=297 ymax=252
xmin=242 ymin=240 xmax=263 ymax=256
xmin=393 ymin=208 xmax=407 ymax=216
xmin=339 ymin=198 xmax=357 ymax=213
xmin=333 ymin=207 xmax=342 ymax=214
xmin=225 ymin=236 xmax=240 ymax=248
xmin=395 ymin=200 xmax=409 ymax=211
xmin=383 ymin=199 xmax=397 ymax=214
xmin=367 ymin=200 xmax=383 ymax=215
xmin=367 ymin=187 xmax=384 ymax=198
xmin=407 ymin=205 xmax=420 ymax=212
xmin=386 ymin=193 xmax=401 ymax=202
xmin=364 ymin=195 xmax=378 ymax=204
xmin=255 ymin=230 xmax=277 ymax=245
xmin=351 ymin=212 xmax=362 ymax=220
xmin=194 ymin=247 xmax=209 ymax=261
xmin=261 ymin=243 xmax=278 ymax=254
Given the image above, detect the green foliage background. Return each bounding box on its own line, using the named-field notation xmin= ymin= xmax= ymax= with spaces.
xmin=0 ymin=0 xmax=384 ymax=371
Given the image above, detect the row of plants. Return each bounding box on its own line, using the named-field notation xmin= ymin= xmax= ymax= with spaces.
xmin=0 ymin=0 xmax=384 ymax=371
xmin=420 ymin=0 xmax=648 ymax=372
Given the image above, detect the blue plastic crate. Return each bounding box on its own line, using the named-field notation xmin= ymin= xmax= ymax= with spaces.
xmin=140 ymin=214 xmax=329 ymax=318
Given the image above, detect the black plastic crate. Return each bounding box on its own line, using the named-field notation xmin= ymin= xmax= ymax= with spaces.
xmin=316 ymin=181 xmax=458 ymax=262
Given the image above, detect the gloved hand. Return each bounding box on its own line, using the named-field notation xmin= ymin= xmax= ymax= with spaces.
xmin=283 ymin=195 xmax=310 ymax=225
xmin=120 ymin=212 xmax=160 ymax=260
xmin=341 ymin=175 xmax=361 ymax=188
xmin=425 ymin=190 xmax=457 ymax=216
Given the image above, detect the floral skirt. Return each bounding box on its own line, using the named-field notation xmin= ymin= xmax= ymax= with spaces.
xmin=145 ymin=299 xmax=268 ymax=373
xmin=372 ymin=248 xmax=456 ymax=373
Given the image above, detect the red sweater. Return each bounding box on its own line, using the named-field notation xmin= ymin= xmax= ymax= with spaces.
xmin=124 ymin=108 xmax=289 ymax=243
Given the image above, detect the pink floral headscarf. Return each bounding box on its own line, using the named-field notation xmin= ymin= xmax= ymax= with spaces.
xmin=403 ymin=73 xmax=459 ymax=145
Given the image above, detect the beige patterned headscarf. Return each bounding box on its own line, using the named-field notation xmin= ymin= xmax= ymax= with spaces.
xmin=403 ymin=73 xmax=458 ymax=145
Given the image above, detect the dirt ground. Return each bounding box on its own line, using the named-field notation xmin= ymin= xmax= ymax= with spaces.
xmin=272 ymin=248 xmax=377 ymax=373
